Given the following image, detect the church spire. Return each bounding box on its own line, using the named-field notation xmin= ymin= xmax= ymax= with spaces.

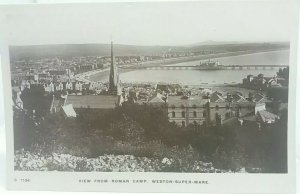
xmin=109 ymin=41 xmax=119 ymax=94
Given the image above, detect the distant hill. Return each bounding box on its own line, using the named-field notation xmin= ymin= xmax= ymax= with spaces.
xmin=187 ymin=42 xmax=289 ymax=53
xmin=186 ymin=40 xmax=244 ymax=46
xmin=9 ymin=42 xmax=289 ymax=61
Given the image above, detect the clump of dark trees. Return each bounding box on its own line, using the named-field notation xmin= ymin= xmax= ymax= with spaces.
xmin=277 ymin=67 xmax=289 ymax=83
xmin=266 ymin=67 xmax=289 ymax=103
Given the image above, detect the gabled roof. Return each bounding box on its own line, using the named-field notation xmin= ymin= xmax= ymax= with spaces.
xmin=252 ymin=93 xmax=265 ymax=103
xmin=210 ymin=91 xmax=225 ymax=102
xmin=231 ymin=93 xmax=248 ymax=103
xmin=148 ymin=93 xmax=165 ymax=103
xmin=64 ymin=95 xmax=118 ymax=109
xmin=168 ymin=96 xmax=209 ymax=107
xmin=257 ymin=110 xmax=279 ymax=123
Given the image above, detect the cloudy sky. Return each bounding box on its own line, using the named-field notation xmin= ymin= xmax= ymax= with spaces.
xmin=0 ymin=1 xmax=298 ymax=46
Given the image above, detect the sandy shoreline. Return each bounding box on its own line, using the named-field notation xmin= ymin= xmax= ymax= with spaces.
xmin=120 ymin=49 xmax=289 ymax=69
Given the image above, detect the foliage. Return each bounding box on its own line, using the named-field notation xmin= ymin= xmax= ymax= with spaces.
xmin=266 ymin=87 xmax=288 ymax=103
xmin=234 ymin=109 xmax=288 ymax=173
xmin=277 ymin=67 xmax=289 ymax=83
xmin=20 ymin=85 xmax=52 ymax=117
xmin=13 ymin=102 xmax=287 ymax=172
xmin=13 ymin=113 xmax=36 ymax=150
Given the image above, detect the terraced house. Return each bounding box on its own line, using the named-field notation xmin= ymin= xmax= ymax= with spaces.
xmin=167 ymin=95 xmax=209 ymax=127
xmin=165 ymin=91 xmax=272 ymax=127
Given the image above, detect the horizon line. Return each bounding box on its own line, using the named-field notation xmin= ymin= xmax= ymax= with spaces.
xmin=9 ymin=41 xmax=290 ymax=48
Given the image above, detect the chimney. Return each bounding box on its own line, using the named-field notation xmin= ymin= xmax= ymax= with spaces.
xmin=227 ymin=93 xmax=232 ymax=102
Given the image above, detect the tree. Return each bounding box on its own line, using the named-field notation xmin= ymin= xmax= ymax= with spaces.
xmin=277 ymin=67 xmax=289 ymax=80
xmin=262 ymin=109 xmax=287 ymax=173
xmin=20 ymin=85 xmax=52 ymax=117
xmin=266 ymin=87 xmax=288 ymax=102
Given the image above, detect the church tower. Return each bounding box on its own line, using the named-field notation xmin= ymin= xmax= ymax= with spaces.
xmin=109 ymin=41 xmax=120 ymax=95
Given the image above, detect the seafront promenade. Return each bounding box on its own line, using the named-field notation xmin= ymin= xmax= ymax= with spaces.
xmin=74 ymin=68 xmax=110 ymax=83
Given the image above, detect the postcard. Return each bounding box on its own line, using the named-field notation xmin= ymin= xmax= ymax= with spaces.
xmin=0 ymin=0 xmax=298 ymax=193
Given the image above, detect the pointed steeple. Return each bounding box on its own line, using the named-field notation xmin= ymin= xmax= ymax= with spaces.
xmin=109 ymin=41 xmax=119 ymax=94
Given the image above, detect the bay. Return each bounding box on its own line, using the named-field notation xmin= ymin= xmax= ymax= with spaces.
xmin=91 ymin=50 xmax=290 ymax=85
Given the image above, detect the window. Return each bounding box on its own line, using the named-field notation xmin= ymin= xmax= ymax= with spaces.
xmin=203 ymin=111 xmax=206 ymax=117
xmin=172 ymin=111 xmax=175 ymax=118
xmin=193 ymin=111 xmax=197 ymax=117
xmin=225 ymin=112 xmax=230 ymax=119
xmin=216 ymin=113 xmax=222 ymax=126
xmin=181 ymin=111 xmax=186 ymax=118
xmin=215 ymin=113 xmax=219 ymax=119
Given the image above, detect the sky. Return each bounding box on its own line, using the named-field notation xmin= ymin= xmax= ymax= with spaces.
xmin=0 ymin=1 xmax=298 ymax=46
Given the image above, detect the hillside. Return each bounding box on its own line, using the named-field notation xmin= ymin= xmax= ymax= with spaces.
xmin=9 ymin=42 xmax=289 ymax=60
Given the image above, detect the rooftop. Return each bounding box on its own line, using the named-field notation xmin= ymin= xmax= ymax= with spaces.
xmin=167 ymin=96 xmax=209 ymax=107
xmin=252 ymin=93 xmax=265 ymax=103
xmin=231 ymin=93 xmax=248 ymax=103
xmin=210 ymin=91 xmax=225 ymax=102
xmin=62 ymin=104 xmax=77 ymax=117
xmin=257 ymin=110 xmax=279 ymax=123
xmin=64 ymin=95 xmax=119 ymax=109
xmin=148 ymin=93 xmax=166 ymax=103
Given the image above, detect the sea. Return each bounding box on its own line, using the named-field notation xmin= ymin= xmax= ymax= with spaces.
xmin=92 ymin=50 xmax=290 ymax=85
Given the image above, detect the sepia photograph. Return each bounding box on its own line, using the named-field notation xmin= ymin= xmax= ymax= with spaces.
xmin=0 ymin=1 xmax=298 ymax=193
xmin=11 ymin=41 xmax=290 ymax=173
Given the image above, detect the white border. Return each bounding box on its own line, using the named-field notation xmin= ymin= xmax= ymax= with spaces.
xmin=0 ymin=1 xmax=298 ymax=193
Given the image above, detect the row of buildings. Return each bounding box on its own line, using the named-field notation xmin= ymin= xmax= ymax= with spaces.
xmin=148 ymin=90 xmax=279 ymax=128
xmin=10 ymin=48 xmax=203 ymax=87
xmin=47 ymin=87 xmax=279 ymax=129
xmin=242 ymin=73 xmax=288 ymax=89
